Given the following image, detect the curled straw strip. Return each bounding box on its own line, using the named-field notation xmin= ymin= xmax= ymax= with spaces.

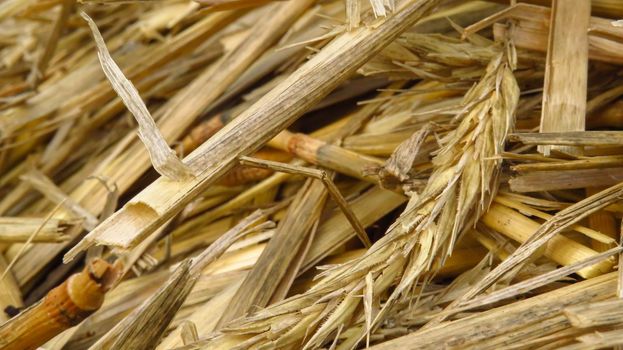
xmin=81 ymin=11 xmax=194 ymax=181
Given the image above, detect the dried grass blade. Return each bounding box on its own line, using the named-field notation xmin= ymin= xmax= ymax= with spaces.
xmin=216 ymin=179 xmax=328 ymax=326
xmin=89 ymin=260 xmax=195 ymax=350
xmin=28 ymin=0 xmax=74 ymax=87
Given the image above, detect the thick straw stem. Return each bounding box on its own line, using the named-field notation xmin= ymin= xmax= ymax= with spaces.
xmin=0 ymin=259 xmax=120 ymax=350
xmin=64 ymin=0 xmax=442 ymax=260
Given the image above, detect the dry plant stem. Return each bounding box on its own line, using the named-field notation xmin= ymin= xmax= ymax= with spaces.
xmin=302 ymin=186 xmax=406 ymax=271
xmin=177 ymin=115 xmax=227 ymax=156
xmin=207 ymin=50 xmax=518 ymax=349
xmin=34 ymin=10 xmax=239 ymax=176
xmin=240 ymin=156 xmax=371 ymax=247
xmin=182 ymin=109 xmax=385 ymax=186
xmin=64 ymin=0 xmax=441 ymax=260
xmin=369 ymin=272 xmax=619 ymax=350
xmin=493 ymin=196 xmax=615 ymax=245
xmin=439 ymin=246 xmax=622 ymax=319
xmin=587 ymin=85 xmax=623 ymax=115
xmin=0 ymin=254 xmax=23 ymax=323
xmin=28 ymin=0 xmax=74 ymax=87
xmin=156 ymin=279 xmax=245 ymax=350
xmin=509 ymin=167 xmax=623 ymax=192
xmin=346 ymin=0 xmax=361 ymax=30
xmin=180 ymin=321 xmax=199 ymax=346
xmin=511 ymin=156 xmax=623 ymax=172
xmin=463 ymin=4 xmax=623 ymax=64
xmin=586 ymin=187 xmax=618 ymax=251
xmin=216 ymin=178 xmax=329 ymax=326
xmin=198 ymin=0 xmax=284 ymax=11
xmin=486 ymin=0 xmax=623 ymax=18
xmin=89 ymin=260 xmax=195 ymax=350
xmin=268 ymin=130 xmax=384 ymax=181
xmin=564 ymin=299 xmax=623 ymax=328
xmin=565 ymin=328 xmax=623 ymax=350
xmin=269 ymin=219 xmax=318 ymax=304
xmin=20 ymin=168 xmax=99 ymax=230
xmin=10 ymin=0 xmax=305 ymax=283
xmin=209 ymin=83 xmax=393 ymax=328
xmin=89 ymin=210 xmax=266 ymax=350
xmin=538 ymin=0 xmax=589 ymax=156
xmin=446 ymin=182 xmax=623 ymax=320
xmin=1 ymin=201 xmax=66 ymax=283
xmin=219 ymin=149 xmax=292 ymax=187
xmin=171 ymin=172 xmax=290 ymax=236
xmin=82 ymin=11 xmax=193 ymax=181
xmin=0 ymin=217 xmax=70 ymax=243
xmin=0 ymin=258 xmax=120 ymax=350
xmin=0 ymin=9 xmax=241 ymax=144
xmin=510 ymin=131 xmax=623 ymax=146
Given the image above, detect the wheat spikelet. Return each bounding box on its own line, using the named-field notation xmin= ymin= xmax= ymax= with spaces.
xmin=203 ymin=45 xmax=519 ymax=349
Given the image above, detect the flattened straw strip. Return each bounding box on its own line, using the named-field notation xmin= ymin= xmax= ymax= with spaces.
xmin=510 ymin=131 xmax=623 ymax=146
xmin=370 ymin=273 xmax=619 ymax=350
xmin=454 ymin=246 xmax=622 ymax=313
xmin=370 ymin=0 xmax=387 ymax=17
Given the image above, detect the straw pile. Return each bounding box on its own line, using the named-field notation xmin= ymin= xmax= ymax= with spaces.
xmin=1 ymin=0 xmax=623 ymax=349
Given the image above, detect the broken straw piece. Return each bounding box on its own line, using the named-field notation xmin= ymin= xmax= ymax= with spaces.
xmin=370 ymin=0 xmax=387 ymax=17
xmin=81 ymin=11 xmax=194 ymax=181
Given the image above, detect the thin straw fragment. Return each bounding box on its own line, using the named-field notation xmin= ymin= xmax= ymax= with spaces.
xmin=0 ymin=201 xmax=65 ymax=283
